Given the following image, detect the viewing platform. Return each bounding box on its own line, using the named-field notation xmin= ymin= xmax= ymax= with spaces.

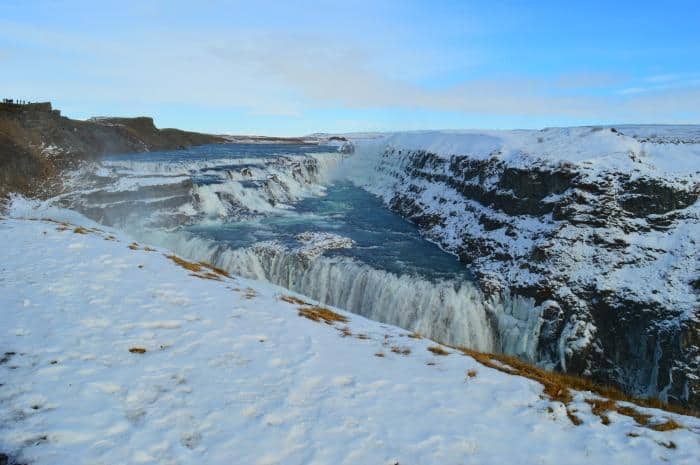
xmin=0 ymin=99 xmax=60 ymax=116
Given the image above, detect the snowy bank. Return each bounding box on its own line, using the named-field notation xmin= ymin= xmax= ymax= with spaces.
xmin=1 ymin=215 xmax=699 ymax=464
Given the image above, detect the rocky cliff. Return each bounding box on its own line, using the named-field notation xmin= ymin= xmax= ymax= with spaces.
xmin=349 ymin=127 xmax=700 ymax=409
xmin=0 ymin=102 xmax=225 ymax=197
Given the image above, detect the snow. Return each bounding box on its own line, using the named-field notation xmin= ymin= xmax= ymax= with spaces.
xmin=2 ymin=214 xmax=699 ymax=464
xmin=349 ymin=126 xmax=700 ymax=179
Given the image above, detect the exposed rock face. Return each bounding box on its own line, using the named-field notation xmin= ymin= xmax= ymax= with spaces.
xmin=351 ymin=127 xmax=700 ymax=409
xmin=0 ymin=102 xmax=225 ymax=197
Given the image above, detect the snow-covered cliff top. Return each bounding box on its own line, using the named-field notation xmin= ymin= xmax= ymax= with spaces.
xmin=351 ymin=126 xmax=700 ymax=178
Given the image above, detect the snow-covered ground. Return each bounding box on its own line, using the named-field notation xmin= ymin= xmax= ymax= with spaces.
xmin=2 ymin=214 xmax=699 ymax=464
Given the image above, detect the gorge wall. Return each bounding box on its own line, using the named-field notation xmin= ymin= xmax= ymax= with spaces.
xmin=349 ymin=127 xmax=700 ymax=409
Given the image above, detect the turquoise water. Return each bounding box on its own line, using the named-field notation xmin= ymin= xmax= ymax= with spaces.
xmin=102 ymin=142 xmax=470 ymax=283
xmin=187 ymin=181 xmax=471 ymax=282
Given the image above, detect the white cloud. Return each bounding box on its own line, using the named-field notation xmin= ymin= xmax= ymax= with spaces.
xmin=1 ymin=16 xmax=699 ymax=126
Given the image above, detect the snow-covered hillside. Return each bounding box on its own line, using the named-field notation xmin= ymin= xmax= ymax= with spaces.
xmin=343 ymin=126 xmax=700 ymax=409
xmin=1 ymin=215 xmax=699 ymax=465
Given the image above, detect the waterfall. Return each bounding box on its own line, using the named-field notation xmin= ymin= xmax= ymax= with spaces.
xmin=134 ymin=228 xmax=542 ymax=359
xmin=32 ymin=142 xmax=547 ymax=362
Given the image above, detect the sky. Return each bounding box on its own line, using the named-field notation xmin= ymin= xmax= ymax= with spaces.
xmin=1 ymin=0 xmax=699 ymax=135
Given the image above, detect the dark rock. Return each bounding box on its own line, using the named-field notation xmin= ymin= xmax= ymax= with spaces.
xmin=374 ymin=145 xmax=700 ymax=409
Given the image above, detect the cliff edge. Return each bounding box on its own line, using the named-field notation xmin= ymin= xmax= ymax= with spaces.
xmin=0 ymin=101 xmax=225 ymax=197
xmin=349 ymin=127 xmax=700 ymax=409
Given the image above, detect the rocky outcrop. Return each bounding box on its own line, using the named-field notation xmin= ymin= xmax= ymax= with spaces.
xmin=0 ymin=102 xmax=225 ymax=197
xmin=352 ymin=127 xmax=700 ymax=409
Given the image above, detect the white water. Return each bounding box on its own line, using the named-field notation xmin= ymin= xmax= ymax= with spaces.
xmin=129 ymin=226 xmax=542 ymax=358
xmin=18 ymin=142 xmax=546 ymax=361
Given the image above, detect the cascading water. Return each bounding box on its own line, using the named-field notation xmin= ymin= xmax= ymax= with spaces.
xmin=38 ymin=142 xmax=544 ymax=361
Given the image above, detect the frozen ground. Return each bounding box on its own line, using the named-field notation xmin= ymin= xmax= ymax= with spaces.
xmin=1 ymin=215 xmax=699 ymax=464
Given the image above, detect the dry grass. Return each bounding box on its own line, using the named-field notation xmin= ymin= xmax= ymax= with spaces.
xmin=338 ymin=326 xmax=352 ymax=337
xmin=165 ymin=254 xmax=229 ymax=281
xmin=73 ymin=226 xmax=89 ymax=234
xmin=298 ymin=306 xmax=348 ymax=325
xmin=584 ymin=396 xmax=683 ymax=430
xmin=390 ymin=346 xmax=411 ymax=356
xmin=374 ymin=352 xmax=385 ymax=357
xmin=280 ymin=295 xmax=310 ymax=306
xmin=355 ymin=333 xmax=370 ymax=340
xmin=427 ymin=346 xmax=450 ymax=356
xmin=191 ymin=272 xmax=223 ymax=281
xmin=566 ymin=409 xmax=583 ymax=426
xmin=649 ymin=419 xmax=682 ymax=432
xmin=466 ymin=369 xmax=478 ymax=378
xmin=454 ymin=346 xmax=691 ymax=428
xmin=128 ymin=242 xmax=140 ymax=250
xmin=199 ymin=261 xmax=229 ymax=277
xmin=407 ymin=332 xmax=422 ymax=339
xmin=128 ymin=347 xmax=147 ymax=354
xmin=165 ymin=254 xmax=200 ymax=272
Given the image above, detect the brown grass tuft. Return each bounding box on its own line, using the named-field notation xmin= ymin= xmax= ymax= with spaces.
xmin=129 ymin=347 xmax=147 ymax=354
xmin=280 ymin=295 xmax=310 ymax=306
xmin=338 ymin=326 xmax=352 ymax=337
xmin=617 ymin=405 xmax=652 ymax=426
xmin=73 ymin=226 xmax=89 ymax=234
xmin=566 ymin=409 xmax=583 ymax=426
xmin=191 ymin=272 xmax=222 ymax=281
xmin=374 ymin=352 xmax=385 ymax=357
xmin=585 ymin=398 xmax=617 ymax=417
xmin=390 ymin=346 xmax=411 ymax=356
xmin=649 ymin=419 xmax=682 ymax=432
xmin=298 ymin=306 xmax=348 ymax=325
xmin=466 ymin=369 xmax=477 ymax=378
xmin=427 ymin=346 xmax=450 ymax=356
xmin=166 ymin=254 xmax=203 ymax=272
xmin=407 ymin=332 xmax=422 ymax=339
xmin=454 ymin=346 xmax=697 ymax=423
xmin=199 ymin=261 xmax=229 ymax=277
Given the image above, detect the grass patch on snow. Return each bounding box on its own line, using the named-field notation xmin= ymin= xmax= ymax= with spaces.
xmin=456 ymin=347 xmax=690 ymax=428
xmin=427 ymin=346 xmax=450 ymax=356
xmin=298 ymin=306 xmax=348 ymax=325
xmin=165 ymin=254 xmax=230 ymax=281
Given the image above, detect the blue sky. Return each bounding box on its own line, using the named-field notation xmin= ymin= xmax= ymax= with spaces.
xmin=1 ymin=0 xmax=699 ymax=135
